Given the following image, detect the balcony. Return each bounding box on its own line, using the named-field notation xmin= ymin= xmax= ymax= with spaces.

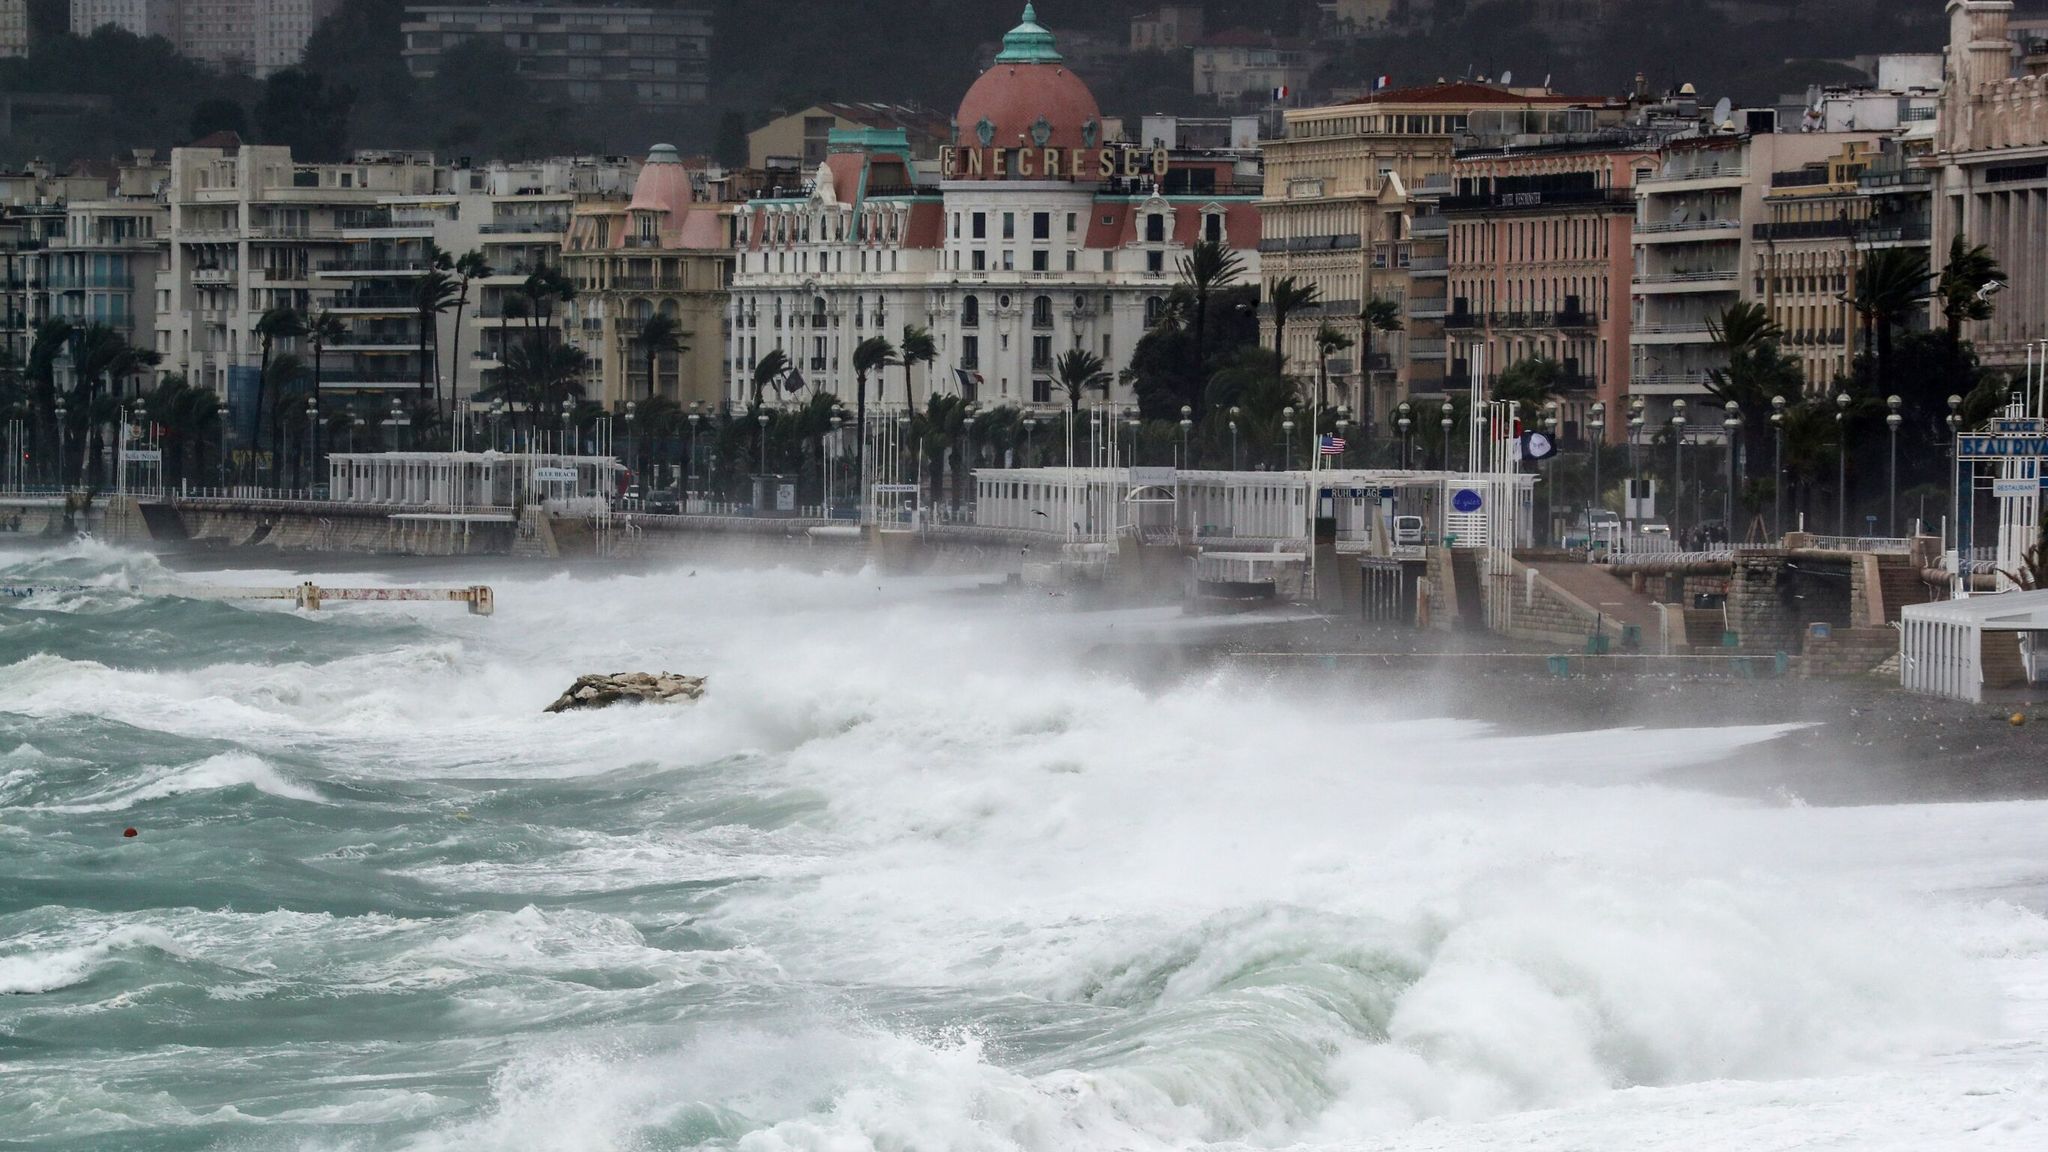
xmin=1630 ymin=322 xmax=1716 ymax=343
xmin=1635 ymin=270 xmax=1739 ymax=286
xmin=1443 ymin=310 xmax=1479 ymax=330
xmin=1769 ymin=168 xmax=1836 ymax=189
xmin=1257 ymin=233 xmax=1361 ymax=253
xmin=1409 ymin=338 xmax=1447 ymax=358
xmin=315 ymin=258 xmax=432 ymax=275
xmin=480 ymin=218 xmax=569 ymax=235
xmin=1638 ymin=161 xmax=1747 ymax=187
xmin=1408 ymin=300 xmax=1447 ymax=319
xmin=1407 ymin=255 xmax=1448 ymax=274
xmin=1635 ymin=218 xmax=1741 ymax=236
xmin=613 ymin=275 xmax=685 ymax=291
xmin=328 ymin=292 xmax=416 ymax=311
xmin=192 ymin=267 xmax=235 ymax=285
xmin=1409 ymin=214 xmax=1448 ymax=237
xmin=1439 ymin=188 xmax=1636 ymax=213
xmin=1751 ymin=218 xmax=1861 ymax=241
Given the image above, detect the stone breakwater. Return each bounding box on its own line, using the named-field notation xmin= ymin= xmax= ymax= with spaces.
xmin=544 ymin=672 xmax=707 ymax=713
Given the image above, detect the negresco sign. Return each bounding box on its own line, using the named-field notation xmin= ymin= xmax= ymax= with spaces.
xmin=939 ymin=145 xmax=1170 ymax=180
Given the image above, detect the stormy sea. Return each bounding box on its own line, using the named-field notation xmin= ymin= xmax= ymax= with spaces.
xmin=2 ymin=540 xmax=2044 ymax=1151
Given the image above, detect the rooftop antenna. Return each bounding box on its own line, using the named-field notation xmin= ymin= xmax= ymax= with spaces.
xmin=1712 ymin=96 xmax=1734 ymax=131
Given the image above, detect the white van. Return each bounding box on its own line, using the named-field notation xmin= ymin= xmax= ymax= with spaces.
xmin=1393 ymin=515 xmax=1425 ymax=546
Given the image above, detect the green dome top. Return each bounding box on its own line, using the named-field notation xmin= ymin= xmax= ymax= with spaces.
xmin=994 ymin=4 xmax=1063 ymax=64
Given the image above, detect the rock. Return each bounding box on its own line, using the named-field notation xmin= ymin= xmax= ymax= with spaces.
xmin=545 ymin=672 xmax=707 ymax=713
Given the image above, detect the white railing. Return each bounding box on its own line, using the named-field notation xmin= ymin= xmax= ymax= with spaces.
xmin=1799 ymin=534 xmax=1914 ymax=554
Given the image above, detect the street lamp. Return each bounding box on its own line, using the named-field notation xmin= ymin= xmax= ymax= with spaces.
xmin=54 ymin=397 xmax=66 ymax=488
xmin=1628 ymin=403 xmax=1644 ymax=528
xmin=1588 ymin=401 xmax=1605 ymax=521
xmin=1835 ymin=390 xmax=1852 ymax=536
xmin=1229 ymin=406 xmax=1241 ymax=470
xmin=1670 ymin=398 xmax=1687 ymax=533
xmin=758 ymin=411 xmax=771 ymax=484
xmin=1886 ymin=393 xmax=1902 ymax=537
xmin=1721 ymin=399 xmax=1740 ymax=535
xmin=1947 ymin=393 xmax=1964 ymax=555
xmin=1396 ymin=401 xmax=1411 ymax=469
xmin=624 ymin=400 xmax=637 ymax=488
xmin=1770 ymin=394 xmax=1786 ymax=539
xmin=687 ymin=412 xmax=701 ymax=496
xmin=1179 ymin=404 xmax=1193 ymax=470
xmin=305 ymin=398 xmax=318 ymax=494
xmin=1023 ymin=416 xmax=1036 ymax=466
xmin=1283 ymin=406 xmax=1297 ymax=471
xmin=560 ymin=398 xmax=574 ymax=456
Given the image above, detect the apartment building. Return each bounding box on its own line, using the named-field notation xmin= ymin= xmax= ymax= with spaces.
xmin=0 ymin=0 xmax=29 ymax=57
xmin=1129 ymin=5 xmax=1203 ymax=52
xmin=559 ymin=145 xmax=732 ymax=411
xmin=70 ymin=0 xmax=181 ymax=43
xmin=1259 ymin=83 xmax=1616 ymax=425
xmin=1629 ymin=129 xmax=1877 ymax=419
xmin=1190 ymin=30 xmax=1317 ymax=105
xmin=1444 ymin=139 xmax=1658 ymax=443
xmin=1751 ymin=141 xmax=1887 ymax=390
xmin=401 ymin=3 xmax=712 ymax=108
xmin=1 ymin=155 xmax=170 ymax=377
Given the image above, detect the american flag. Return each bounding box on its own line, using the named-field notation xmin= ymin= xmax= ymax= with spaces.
xmin=1319 ymin=433 xmax=1346 ymax=456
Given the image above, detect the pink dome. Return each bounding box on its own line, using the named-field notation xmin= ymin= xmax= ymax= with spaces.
xmin=954 ymin=6 xmax=1102 ymax=162
xmin=628 ymin=144 xmax=691 ymax=215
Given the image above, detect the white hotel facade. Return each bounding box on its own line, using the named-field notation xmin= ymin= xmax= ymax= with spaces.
xmin=724 ymin=6 xmax=1261 ymax=412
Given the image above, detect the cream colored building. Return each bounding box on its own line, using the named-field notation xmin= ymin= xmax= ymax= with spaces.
xmin=1259 ymin=83 xmax=1609 ymax=422
xmin=560 ymin=146 xmax=733 ymax=411
xmin=1753 ymin=141 xmax=1881 ymax=391
xmin=70 ymin=0 xmax=181 ymax=43
xmin=1931 ymin=0 xmax=2048 ymax=368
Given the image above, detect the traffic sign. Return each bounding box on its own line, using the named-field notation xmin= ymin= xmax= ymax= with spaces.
xmin=1992 ymin=478 xmax=2040 ymax=497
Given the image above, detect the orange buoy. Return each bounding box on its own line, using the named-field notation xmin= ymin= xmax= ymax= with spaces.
xmin=122 ymin=827 xmax=138 ymax=838
xmin=2012 ymin=713 xmax=2028 ymax=727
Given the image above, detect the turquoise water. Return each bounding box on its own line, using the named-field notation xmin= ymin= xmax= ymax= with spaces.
xmin=3 ymin=541 xmax=2045 ymax=1151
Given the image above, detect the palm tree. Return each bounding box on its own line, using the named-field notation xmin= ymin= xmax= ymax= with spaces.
xmin=68 ymin=323 xmax=158 ymax=487
xmin=262 ymin=353 xmax=305 ymax=484
xmin=1357 ymin=298 xmax=1403 ymax=431
xmin=1493 ymin=355 xmax=1563 ymax=423
xmin=1051 ymin=349 xmax=1111 ymax=464
xmin=445 ymin=249 xmax=494 ymax=423
xmin=252 ymin=306 xmax=301 ymax=474
xmin=1936 ymin=235 xmax=2002 ymax=343
xmin=750 ymin=348 xmax=790 ymax=406
xmin=413 ymin=266 xmax=459 ymax=411
xmin=27 ymin=318 xmax=72 ymax=482
xmin=635 ymin=312 xmax=687 ymax=400
xmin=1849 ymin=247 xmax=1931 ymax=396
xmin=899 ymin=324 xmax=937 ymax=411
xmin=851 ymin=335 xmax=898 ymax=511
xmin=302 ymin=309 xmax=345 ymax=475
xmin=1313 ymin=322 xmax=1353 ymax=412
xmin=1176 ymin=240 xmax=1244 ymax=416
xmin=1267 ymin=275 xmax=1319 ymax=373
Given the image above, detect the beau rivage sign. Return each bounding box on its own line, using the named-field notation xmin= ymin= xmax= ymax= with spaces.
xmin=938 ymin=144 xmax=1171 ymax=181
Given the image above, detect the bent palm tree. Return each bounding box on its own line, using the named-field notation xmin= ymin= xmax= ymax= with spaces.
xmin=636 ymin=313 xmax=687 ymax=400
xmin=1936 ymin=235 xmax=2002 ymax=343
xmin=750 ymin=348 xmax=790 ymax=406
xmin=445 ymin=249 xmax=493 ymax=423
xmin=899 ymin=324 xmax=937 ymax=411
xmin=1849 ymin=247 xmax=1931 ymax=397
xmin=1267 ymin=275 xmax=1320 ymax=373
xmin=1313 ymin=322 xmax=1353 ymax=411
xmin=252 ymin=306 xmax=301 ymax=473
xmin=851 ymin=335 xmax=898 ymax=515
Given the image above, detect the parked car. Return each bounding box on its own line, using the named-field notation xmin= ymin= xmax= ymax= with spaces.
xmin=645 ymin=491 xmax=679 ymax=515
xmin=1393 ymin=515 xmax=1425 ymax=547
xmin=1641 ymin=519 xmax=1671 ymax=536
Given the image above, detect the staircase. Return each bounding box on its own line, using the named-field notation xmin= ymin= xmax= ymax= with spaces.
xmin=1450 ymin=550 xmax=1486 ymax=631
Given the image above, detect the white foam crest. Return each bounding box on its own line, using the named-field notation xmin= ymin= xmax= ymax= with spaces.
xmin=38 ymin=751 xmax=323 ymax=812
xmin=0 ymin=924 xmax=186 ymax=994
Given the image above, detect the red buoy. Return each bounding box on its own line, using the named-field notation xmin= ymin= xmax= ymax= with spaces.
xmin=122 ymin=827 xmax=138 ymax=838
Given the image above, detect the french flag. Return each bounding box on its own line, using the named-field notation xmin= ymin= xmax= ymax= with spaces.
xmin=1271 ymin=86 xmax=1290 ymax=101
xmin=1374 ymin=75 xmax=1392 ymax=91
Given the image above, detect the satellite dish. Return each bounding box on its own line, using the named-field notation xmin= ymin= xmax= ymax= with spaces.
xmin=1712 ymin=97 xmax=1733 ymax=128
xmin=1500 ymin=69 xmax=1514 ymax=86
xmin=1805 ymin=84 xmax=1823 ymax=112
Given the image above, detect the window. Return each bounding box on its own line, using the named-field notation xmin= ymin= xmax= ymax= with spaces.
xmin=1145 ymin=214 xmax=1165 ymax=242
xmin=1003 ymin=212 xmax=1015 ymax=239
xmin=1066 ymin=251 xmax=1076 ymax=271
xmin=1032 ymin=295 xmax=1053 ymax=328
xmin=1033 ymin=212 xmax=1050 ymax=240
xmin=1032 ymin=250 xmax=1049 ymax=272
xmin=971 ymin=212 xmax=986 ymax=239
xmin=1033 ymin=378 xmax=1052 ymax=404
xmin=1002 ymin=250 xmax=1015 ymax=271
xmin=1204 ymin=213 xmax=1222 ymax=243
xmin=1145 ymin=296 xmax=1165 ymax=326
xmin=1032 ymin=335 xmax=1052 ymax=369
xmin=972 ymin=250 xmax=986 ymax=271
xmin=1067 ymin=212 xmax=1078 ymax=233
xmin=961 ymin=334 xmax=979 ymax=367
xmin=1147 ymin=250 xmax=1164 ymax=273
xmin=961 ymin=295 xmax=979 ymax=327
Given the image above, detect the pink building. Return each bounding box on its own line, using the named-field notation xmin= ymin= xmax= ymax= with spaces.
xmin=1442 ymin=143 xmax=1657 ymax=444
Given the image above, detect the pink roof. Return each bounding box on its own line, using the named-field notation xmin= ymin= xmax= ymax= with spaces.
xmin=629 ymin=143 xmax=693 ymax=215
